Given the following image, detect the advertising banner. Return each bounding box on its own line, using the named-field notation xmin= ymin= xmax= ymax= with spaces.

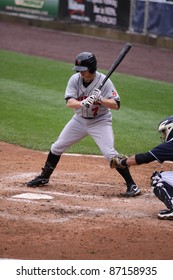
xmin=0 ymin=0 xmax=59 ymax=18
xmin=59 ymin=0 xmax=130 ymax=29
xmin=133 ymin=0 xmax=173 ymax=37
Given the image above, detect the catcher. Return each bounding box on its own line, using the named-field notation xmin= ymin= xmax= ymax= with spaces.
xmin=110 ymin=115 xmax=173 ymax=220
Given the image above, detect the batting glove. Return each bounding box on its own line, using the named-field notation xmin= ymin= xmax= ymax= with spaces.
xmin=80 ymin=95 xmax=95 ymax=108
xmin=93 ymin=88 xmax=103 ymax=103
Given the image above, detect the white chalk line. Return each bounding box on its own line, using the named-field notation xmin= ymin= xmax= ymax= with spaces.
xmin=3 ymin=172 xmax=115 ymax=190
xmin=0 ymin=191 xmax=149 ymax=225
xmin=59 ymin=153 xmax=104 ymax=158
xmin=0 ymin=172 xmax=152 ymax=204
xmin=0 ymin=195 xmax=112 ymax=224
xmin=0 ymin=170 xmax=153 ymax=225
xmin=0 ymin=172 xmax=150 ymax=204
xmin=0 ymin=212 xmax=72 ymax=224
xmin=0 ymin=202 xmax=147 ymax=225
xmin=50 ymin=152 xmax=173 ymax=164
xmin=2 ymin=196 xmax=108 ymax=213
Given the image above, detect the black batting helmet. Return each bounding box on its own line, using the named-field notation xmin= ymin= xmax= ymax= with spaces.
xmin=73 ymin=52 xmax=97 ymax=73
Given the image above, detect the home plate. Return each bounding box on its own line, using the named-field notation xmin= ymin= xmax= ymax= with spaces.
xmin=12 ymin=193 xmax=53 ymax=200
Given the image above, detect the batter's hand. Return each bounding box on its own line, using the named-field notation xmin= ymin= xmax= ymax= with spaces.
xmin=80 ymin=95 xmax=96 ymax=108
xmin=93 ymin=88 xmax=103 ymax=103
xmin=110 ymin=154 xmax=128 ymax=169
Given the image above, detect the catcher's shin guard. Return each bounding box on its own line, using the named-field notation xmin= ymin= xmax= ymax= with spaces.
xmin=27 ymin=151 xmax=61 ymax=187
xmin=153 ymin=182 xmax=173 ymax=209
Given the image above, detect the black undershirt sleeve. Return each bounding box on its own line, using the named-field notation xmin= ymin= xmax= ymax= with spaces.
xmin=135 ymin=152 xmax=155 ymax=164
xmin=65 ymin=97 xmax=75 ymax=103
xmin=115 ymin=100 xmax=120 ymax=109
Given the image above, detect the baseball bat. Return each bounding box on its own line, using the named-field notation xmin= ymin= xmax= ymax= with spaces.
xmin=98 ymin=43 xmax=132 ymax=90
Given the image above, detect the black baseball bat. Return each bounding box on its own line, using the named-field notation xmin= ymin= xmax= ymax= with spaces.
xmin=98 ymin=43 xmax=132 ymax=90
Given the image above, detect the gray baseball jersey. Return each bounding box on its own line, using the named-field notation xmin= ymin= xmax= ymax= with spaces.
xmin=65 ymin=72 xmax=120 ymax=118
xmin=51 ymin=71 xmax=120 ymax=161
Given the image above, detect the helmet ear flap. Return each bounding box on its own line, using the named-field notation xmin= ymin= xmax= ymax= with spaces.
xmin=88 ymin=66 xmax=97 ymax=74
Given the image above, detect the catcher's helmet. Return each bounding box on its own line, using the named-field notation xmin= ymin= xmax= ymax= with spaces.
xmin=158 ymin=115 xmax=173 ymax=142
xmin=73 ymin=52 xmax=97 ymax=73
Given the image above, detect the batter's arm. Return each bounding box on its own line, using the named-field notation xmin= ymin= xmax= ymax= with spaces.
xmin=100 ymin=98 xmax=120 ymax=110
xmin=66 ymin=98 xmax=82 ymax=109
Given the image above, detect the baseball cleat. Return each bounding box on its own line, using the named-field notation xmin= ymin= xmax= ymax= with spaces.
xmin=159 ymin=209 xmax=170 ymax=214
xmin=158 ymin=209 xmax=173 ymax=220
xmin=27 ymin=175 xmax=49 ymax=187
xmin=123 ymin=184 xmax=141 ymax=197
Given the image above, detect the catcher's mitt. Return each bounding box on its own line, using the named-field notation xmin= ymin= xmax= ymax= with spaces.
xmin=110 ymin=154 xmax=128 ymax=169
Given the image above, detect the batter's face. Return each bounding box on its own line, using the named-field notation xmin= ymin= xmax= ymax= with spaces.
xmin=80 ymin=70 xmax=95 ymax=83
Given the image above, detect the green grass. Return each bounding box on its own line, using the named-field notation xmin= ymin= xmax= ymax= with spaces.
xmin=0 ymin=50 xmax=173 ymax=155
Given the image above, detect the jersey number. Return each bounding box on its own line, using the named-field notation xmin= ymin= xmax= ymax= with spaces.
xmin=92 ymin=106 xmax=99 ymax=117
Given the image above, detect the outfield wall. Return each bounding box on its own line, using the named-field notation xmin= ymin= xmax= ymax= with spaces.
xmin=0 ymin=1 xmax=173 ymax=50
xmin=0 ymin=0 xmax=173 ymax=38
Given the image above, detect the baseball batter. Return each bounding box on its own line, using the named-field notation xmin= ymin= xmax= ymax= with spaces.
xmin=27 ymin=52 xmax=140 ymax=197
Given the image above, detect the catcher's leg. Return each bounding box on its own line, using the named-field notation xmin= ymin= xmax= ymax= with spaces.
xmin=153 ymin=181 xmax=173 ymax=208
xmin=116 ymin=167 xmax=141 ymax=197
xmin=153 ymin=182 xmax=173 ymax=220
xmin=27 ymin=151 xmax=61 ymax=187
xmin=150 ymin=171 xmax=173 ymax=219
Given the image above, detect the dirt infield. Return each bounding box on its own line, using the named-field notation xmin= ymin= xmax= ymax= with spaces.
xmin=0 ymin=21 xmax=173 ymax=260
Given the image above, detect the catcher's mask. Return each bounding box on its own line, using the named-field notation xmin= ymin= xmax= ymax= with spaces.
xmin=73 ymin=52 xmax=97 ymax=74
xmin=158 ymin=115 xmax=173 ymax=142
